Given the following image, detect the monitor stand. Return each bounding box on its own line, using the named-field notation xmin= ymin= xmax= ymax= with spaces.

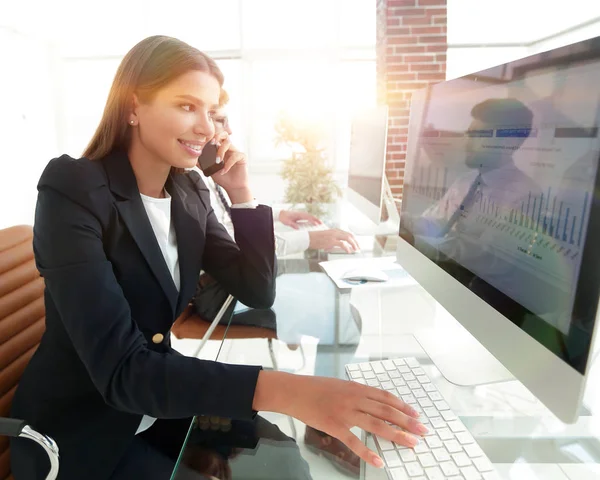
xmin=349 ymin=176 xmax=400 ymax=236
xmin=414 ymin=317 xmax=514 ymax=387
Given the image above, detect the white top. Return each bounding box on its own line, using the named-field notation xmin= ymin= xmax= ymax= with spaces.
xmin=136 ymin=190 xmax=180 ymax=435
xmin=200 ymin=170 xmax=309 ymax=257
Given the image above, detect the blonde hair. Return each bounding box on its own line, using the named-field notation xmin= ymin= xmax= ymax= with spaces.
xmin=83 ymin=36 xmax=223 ymax=160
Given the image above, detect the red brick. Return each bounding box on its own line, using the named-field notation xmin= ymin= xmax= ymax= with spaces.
xmin=418 ymin=35 xmax=446 ymax=44
xmin=418 ymin=0 xmax=447 ymax=5
xmin=404 ymin=54 xmax=434 ymax=63
xmin=410 ymin=26 xmax=443 ymax=35
xmin=388 ymin=72 xmax=417 ymax=81
xmin=410 ymin=63 xmax=441 ymax=72
xmin=402 ymin=16 xmax=432 ymax=25
xmin=425 ymin=8 xmax=447 ymax=15
xmin=387 ymin=64 xmax=410 ymax=73
xmin=393 ymin=45 xmax=427 ymax=54
xmin=389 ymin=0 xmax=417 ymax=6
xmin=387 ymin=144 xmax=405 ymax=152
xmin=389 ymin=35 xmax=419 ymax=45
xmin=436 ymin=53 xmax=447 ymax=62
xmin=426 ymin=44 xmax=447 ymax=53
xmin=387 ymin=27 xmax=411 ymax=36
xmin=433 ymin=16 xmax=447 ymax=24
xmin=390 ymin=7 xmax=426 ymax=16
xmin=418 ymin=72 xmax=446 ymax=81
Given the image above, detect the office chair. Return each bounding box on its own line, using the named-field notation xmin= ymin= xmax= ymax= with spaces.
xmin=0 ymin=225 xmax=59 ymax=480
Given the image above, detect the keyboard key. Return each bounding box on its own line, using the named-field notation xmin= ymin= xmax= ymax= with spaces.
xmin=425 ymin=436 xmax=443 ymax=449
xmin=432 ymin=448 xmax=451 ymax=462
xmin=424 ymin=466 xmax=445 ymax=480
xmin=406 ymin=357 xmax=419 ymax=368
xmin=413 ymin=368 xmax=426 ymax=376
xmin=399 ymin=448 xmax=417 ymax=462
xmin=381 ymin=381 xmax=394 ymax=390
xmin=393 ymin=359 xmax=407 ymax=366
xmin=403 ymin=373 xmax=417 ymax=382
xmin=452 ymin=452 xmax=471 ymax=467
xmin=434 ymin=401 xmax=450 ymax=411
xmin=428 ymin=391 xmax=443 ymax=401
xmin=367 ymin=379 xmax=379 ymax=387
xmin=389 ymin=370 xmax=402 ymax=378
xmin=364 ymin=371 xmax=376 ymax=379
xmin=437 ymin=428 xmax=453 ymax=441
xmin=416 ymin=375 xmax=430 ymax=384
xmin=354 ymin=378 xmax=366 ymax=385
xmin=423 ymin=383 xmax=437 ymax=392
xmin=430 ymin=417 xmax=445 ymax=429
xmin=347 ymin=364 xmax=359 ymax=371
xmin=445 ymin=440 xmax=462 ymax=453
xmin=408 ymin=380 xmax=421 ymax=390
xmin=405 ymin=461 xmax=424 ymax=476
xmin=377 ymin=438 xmax=396 ymax=451
xmin=464 ymin=443 xmax=484 ymax=458
xmin=383 ymin=449 xmax=402 ymax=467
xmin=423 ymin=407 xmax=438 ymax=417
xmin=399 ymin=366 xmax=411 ymax=374
xmin=389 ymin=467 xmax=409 ymax=480
xmin=413 ymin=388 xmax=427 ymax=398
xmin=461 ymin=465 xmax=483 ymax=480
xmin=402 ymin=395 xmax=417 ymax=404
xmin=439 ymin=461 xmax=460 ymax=476
xmin=473 ymin=456 xmax=494 ymax=472
xmin=394 ymin=379 xmax=407 ymax=388
xmin=447 ymin=420 xmax=466 ymax=433
xmin=456 ymin=432 xmax=475 ymax=445
xmin=417 ymin=453 xmax=436 ymax=468
xmin=377 ymin=373 xmax=389 ymax=382
xmin=359 ymin=363 xmax=372 ymax=371
xmin=372 ymin=362 xmax=385 ymax=374
xmin=414 ymin=442 xmax=430 ymax=454
xmin=350 ymin=371 xmax=362 ymax=379
xmin=418 ymin=398 xmax=433 ymax=408
xmin=383 ymin=360 xmax=396 ymax=370
xmin=441 ymin=410 xmax=458 ymax=421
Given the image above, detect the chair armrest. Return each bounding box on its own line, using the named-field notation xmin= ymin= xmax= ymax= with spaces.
xmin=0 ymin=417 xmax=59 ymax=480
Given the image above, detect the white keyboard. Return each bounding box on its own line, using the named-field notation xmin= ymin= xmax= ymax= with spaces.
xmin=295 ymin=221 xmax=328 ymax=232
xmin=345 ymin=358 xmax=499 ymax=480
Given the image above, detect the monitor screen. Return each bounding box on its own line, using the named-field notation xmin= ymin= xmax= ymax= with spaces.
xmin=348 ymin=106 xmax=389 ymax=211
xmin=401 ymin=40 xmax=600 ymax=375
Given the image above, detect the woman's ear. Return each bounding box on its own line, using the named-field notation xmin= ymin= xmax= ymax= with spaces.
xmin=129 ymin=94 xmax=140 ymax=126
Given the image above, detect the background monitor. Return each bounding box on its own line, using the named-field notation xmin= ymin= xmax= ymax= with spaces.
xmin=347 ymin=106 xmax=389 ymax=225
xmin=397 ymin=35 xmax=600 ymax=423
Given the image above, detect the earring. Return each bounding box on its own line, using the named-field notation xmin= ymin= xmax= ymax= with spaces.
xmin=129 ymin=120 xmax=135 ymax=125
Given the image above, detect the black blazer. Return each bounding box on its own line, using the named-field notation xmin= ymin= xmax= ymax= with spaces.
xmin=10 ymin=152 xmax=276 ymax=480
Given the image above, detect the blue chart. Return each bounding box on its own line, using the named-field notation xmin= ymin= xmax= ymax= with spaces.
xmin=473 ymin=189 xmax=590 ymax=262
xmin=412 ymin=166 xmax=449 ymax=201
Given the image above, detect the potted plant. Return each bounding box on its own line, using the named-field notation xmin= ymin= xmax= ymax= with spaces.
xmin=274 ymin=111 xmax=341 ymax=218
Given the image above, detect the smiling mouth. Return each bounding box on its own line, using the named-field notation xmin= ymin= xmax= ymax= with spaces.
xmin=178 ymin=139 xmax=204 ymax=154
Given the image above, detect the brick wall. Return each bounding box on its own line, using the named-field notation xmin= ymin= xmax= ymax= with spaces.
xmin=376 ymin=0 xmax=447 ymax=201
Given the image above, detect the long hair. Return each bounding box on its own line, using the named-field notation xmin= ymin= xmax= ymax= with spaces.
xmin=83 ymin=36 xmax=224 ymax=160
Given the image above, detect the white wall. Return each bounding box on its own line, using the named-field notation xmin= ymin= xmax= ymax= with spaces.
xmin=447 ymin=0 xmax=600 ymax=79
xmin=0 ymin=27 xmax=60 ymax=228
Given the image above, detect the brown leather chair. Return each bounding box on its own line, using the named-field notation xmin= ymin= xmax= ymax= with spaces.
xmin=0 ymin=225 xmax=59 ymax=480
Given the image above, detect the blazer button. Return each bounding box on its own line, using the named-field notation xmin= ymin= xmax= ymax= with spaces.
xmin=152 ymin=333 xmax=164 ymax=344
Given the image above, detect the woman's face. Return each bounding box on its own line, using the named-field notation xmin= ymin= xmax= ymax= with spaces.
xmin=132 ymin=70 xmax=220 ymax=169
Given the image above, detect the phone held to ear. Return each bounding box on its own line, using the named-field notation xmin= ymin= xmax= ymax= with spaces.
xmin=198 ymin=143 xmax=224 ymax=176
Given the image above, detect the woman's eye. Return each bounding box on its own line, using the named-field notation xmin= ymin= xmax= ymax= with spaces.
xmin=181 ymin=104 xmax=195 ymax=112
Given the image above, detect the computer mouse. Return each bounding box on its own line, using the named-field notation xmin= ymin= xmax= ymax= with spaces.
xmin=341 ymin=267 xmax=389 ymax=282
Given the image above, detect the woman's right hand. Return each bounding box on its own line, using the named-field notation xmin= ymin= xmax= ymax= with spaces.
xmin=252 ymin=370 xmax=428 ymax=468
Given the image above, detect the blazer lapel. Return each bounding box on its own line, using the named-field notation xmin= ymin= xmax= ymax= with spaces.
xmin=103 ymin=152 xmax=179 ymax=315
xmin=168 ymin=173 xmax=206 ymax=315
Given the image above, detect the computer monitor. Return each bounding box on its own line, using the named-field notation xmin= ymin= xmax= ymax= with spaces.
xmin=347 ymin=106 xmax=399 ymax=234
xmin=396 ymin=35 xmax=600 ymax=423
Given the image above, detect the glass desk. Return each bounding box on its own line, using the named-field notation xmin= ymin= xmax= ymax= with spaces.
xmin=170 ymin=238 xmax=600 ymax=480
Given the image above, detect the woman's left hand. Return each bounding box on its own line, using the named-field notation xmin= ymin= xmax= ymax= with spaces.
xmin=211 ymin=133 xmax=252 ymax=202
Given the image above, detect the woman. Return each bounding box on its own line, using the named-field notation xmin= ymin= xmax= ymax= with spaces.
xmin=10 ymin=36 xmax=426 ymax=480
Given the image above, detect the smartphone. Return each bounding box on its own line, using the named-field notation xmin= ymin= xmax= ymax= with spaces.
xmin=197 ymin=143 xmax=224 ymax=176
